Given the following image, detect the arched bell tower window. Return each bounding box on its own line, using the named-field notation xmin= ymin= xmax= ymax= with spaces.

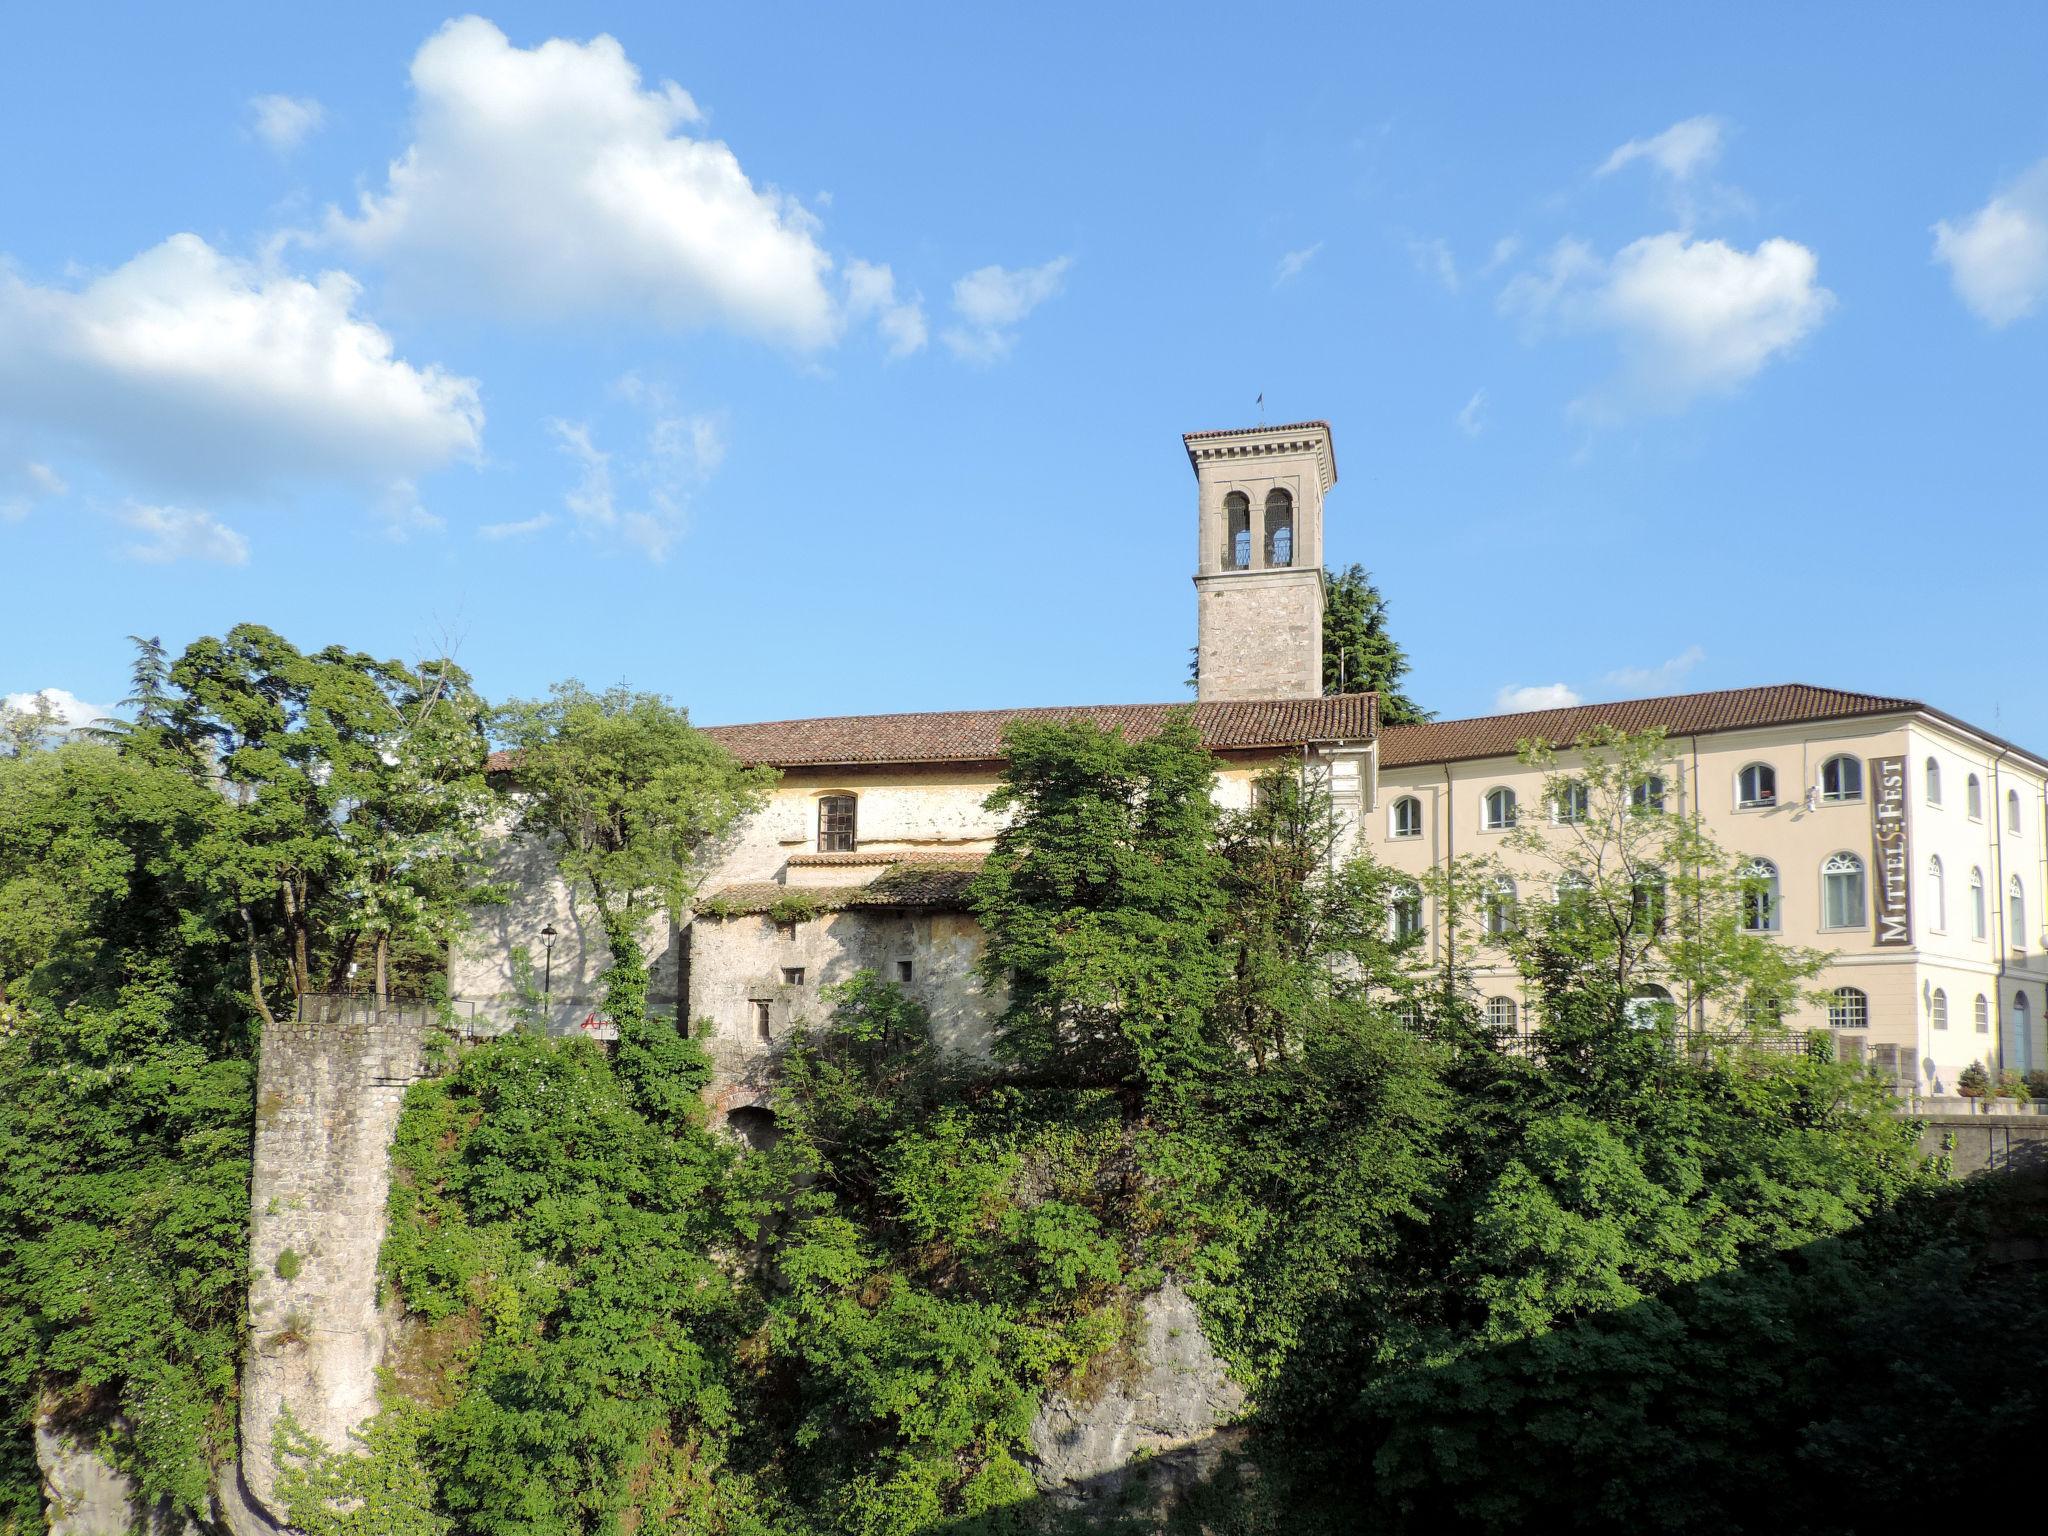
xmin=1264 ymin=488 xmax=1294 ymax=568
xmin=1224 ymin=492 xmax=1252 ymax=570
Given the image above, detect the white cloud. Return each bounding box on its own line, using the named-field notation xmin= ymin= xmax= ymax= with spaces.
xmin=250 ymin=93 xmax=325 ymax=154
xmin=375 ymin=481 xmax=444 ymax=542
xmin=1502 ymin=232 xmax=1832 ymax=410
xmin=1934 ymin=159 xmax=2048 ymax=328
xmin=1457 ymin=389 xmax=1487 ymax=437
xmin=548 ymin=384 xmax=725 ymax=560
xmin=1598 ymin=116 xmax=1725 ymax=181
xmin=1409 ymin=237 xmax=1459 ymax=293
xmin=2 ymin=461 xmax=65 ymax=522
xmin=1479 ymin=235 xmax=1520 ymax=276
xmin=844 ymin=259 xmax=928 ymax=358
xmin=1274 ymin=242 xmax=1323 ymax=285
xmin=3 ymin=688 xmax=112 ymax=731
xmin=941 ymin=257 xmax=1071 ymax=362
xmin=119 ymin=503 xmax=250 ymax=566
xmin=478 ymin=512 xmax=554 ymax=541
xmin=1602 ymin=644 xmax=1705 ymax=694
xmin=0 ymin=233 xmax=482 ymax=500
xmin=1495 ymin=683 xmax=1583 ymax=713
xmin=328 ymin=17 xmax=838 ymax=347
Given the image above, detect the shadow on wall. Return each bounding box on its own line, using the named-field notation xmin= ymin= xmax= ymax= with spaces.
xmin=909 ymin=1165 xmax=2048 ymax=1535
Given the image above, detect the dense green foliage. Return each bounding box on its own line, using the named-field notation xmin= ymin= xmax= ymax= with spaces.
xmin=7 ymin=642 xmax=2045 ymax=1536
xmin=1320 ymin=564 xmax=1429 ymax=723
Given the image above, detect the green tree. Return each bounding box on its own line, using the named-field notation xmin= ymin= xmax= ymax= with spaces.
xmin=493 ymin=682 xmax=773 ymax=1122
xmin=970 ymin=713 xmax=1228 ymax=1093
xmin=1322 ymin=563 xmax=1430 ymax=723
xmin=1439 ymin=726 xmax=1828 ymax=1042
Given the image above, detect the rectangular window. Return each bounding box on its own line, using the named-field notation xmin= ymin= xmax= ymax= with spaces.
xmin=776 ymin=919 xmax=798 ymax=941
xmin=818 ymin=794 xmax=858 ymax=853
xmin=751 ymin=999 xmax=772 ymax=1041
xmin=896 ymin=959 xmax=914 ymax=983
xmin=782 ymin=967 xmax=805 ymax=985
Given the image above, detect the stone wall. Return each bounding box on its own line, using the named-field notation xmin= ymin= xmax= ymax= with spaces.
xmin=237 ymin=1004 xmax=428 ymax=1527
xmin=1917 ymin=1111 xmax=2048 ymax=1177
xmin=688 ymin=906 xmax=995 ymax=1119
xmin=34 ymin=1409 xmax=191 ymax=1536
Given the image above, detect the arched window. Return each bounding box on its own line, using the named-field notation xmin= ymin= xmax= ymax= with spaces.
xmin=1631 ymin=775 xmax=1666 ymax=813
xmin=1224 ymin=492 xmax=1251 ymax=570
xmin=1390 ymin=795 xmax=1422 ymax=838
xmin=1486 ymin=995 xmax=1518 ymax=1032
xmin=1971 ymin=867 xmax=1987 ymax=940
xmin=2008 ymin=788 xmax=2022 ymax=834
xmin=1392 ymin=886 xmax=1425 ymax=941
xmin=1967 ymin=773 xmax=1983 ymax=820
xmin=1483 ymin=787 xmax=1517 ymax=830
xmin=2010 ymin=875 xmax=2026 ymax=942
xmin=817 ymin=793 xmax=858 ymax=852
xmin=1829 ymin=986 xmax=1869 ymax=1030
xmin=1822 ymin=851 xmax=1866 ymax=930
xmin=1631 ymin=870 xmax=1668 ymax=935
xmin=1550 ymin=780 xmax=1589 ymax=824
xmin=1626 ymin=984 xmax=1675 ymax=1031
xmin=1927 ymin=855 xmax=1946 ymax=932
xmin=2015 ymin=994 xmax=2034 ymax=1071
xmin=1930 ymin=988 xmax=1949 ymax=1031
xmin=1925 ymin=757 xmax=1942 ymax=806
xmin=1820 ymin=755 xmax=1863 ymax=803
xmin=1975 ymin=994 xmax=1991 ymax=1033
xmin=1484 ymin=876 xmax=1517 ymax=936
xmin=1737 ymin=763 xmax=1776 ymax=808
xmin=1264 ymin=488 xmax=1294 ymax=568
xmin=1740 ymin=858 xmax=1780 ymax=933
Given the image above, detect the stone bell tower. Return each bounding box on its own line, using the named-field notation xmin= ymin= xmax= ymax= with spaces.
xmin=1185 ymin=420 xmax=1334 ymax=701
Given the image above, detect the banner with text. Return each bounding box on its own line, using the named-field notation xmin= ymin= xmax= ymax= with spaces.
xmin=1869 ymin=755 xmax=1911 ymax=946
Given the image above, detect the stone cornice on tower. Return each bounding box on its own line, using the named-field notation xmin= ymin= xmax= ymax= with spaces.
xmin=1182 ymin=420 xmax=1337 ymax=493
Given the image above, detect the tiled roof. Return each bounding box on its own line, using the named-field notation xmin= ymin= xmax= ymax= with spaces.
xmin=699 ymin=695 xmax=1377 ymax=769
xmin=700 ymin=863 xmax=981 ymax=915
xmin=1377 ymin=684 xmax=1929 ymax=768
xmin=786 ymin=850 xmax=987 ymax=868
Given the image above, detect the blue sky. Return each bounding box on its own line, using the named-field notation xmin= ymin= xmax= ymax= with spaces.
xmin=4 ymin=4 xmax=2046 ymax=745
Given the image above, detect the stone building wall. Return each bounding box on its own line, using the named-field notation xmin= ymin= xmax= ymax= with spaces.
xmin=238 ymin=1005 xmax=428 ymax=1527
xmin=689 ymin=905 xmax=995 ymax=1119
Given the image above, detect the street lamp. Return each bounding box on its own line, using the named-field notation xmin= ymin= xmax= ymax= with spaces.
xmin=540 ymin=924 xmax=557 ymax=1024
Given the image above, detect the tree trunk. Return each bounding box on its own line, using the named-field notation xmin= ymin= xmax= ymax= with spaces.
xmin=375 ymin=933 xmax=389 ymax=1007
xmin=241 ymin=905 xmax=276 ymax=1026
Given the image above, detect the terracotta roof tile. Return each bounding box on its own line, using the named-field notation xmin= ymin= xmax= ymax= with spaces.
xmin=699 ymin=696 xmax=1376 ymax=769
xmin=786 ymin=850 xmax=987 ymax=868
xmin=1376 ymin=684 xmax=1926 ymax=768
xmin=701 ymin=863 xmax=981 ymax=915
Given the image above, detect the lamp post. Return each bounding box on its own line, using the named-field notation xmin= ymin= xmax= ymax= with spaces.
xmin=540 ymin=924 xmax=557 ymax=1026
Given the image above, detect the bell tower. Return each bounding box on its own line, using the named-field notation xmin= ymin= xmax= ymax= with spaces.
xmin=1185 ymin=420 xmax=1334 ymax=701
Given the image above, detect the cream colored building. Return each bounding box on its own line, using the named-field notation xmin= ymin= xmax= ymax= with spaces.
xmin=459 ymin=419 xmax=2046 ymax=1119
xmin=1372 ymin=688 xmax=2048 ymax=1095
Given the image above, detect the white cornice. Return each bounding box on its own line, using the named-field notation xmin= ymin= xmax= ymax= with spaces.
xmin=1182 ymin=423 xmax=1336 ymax=492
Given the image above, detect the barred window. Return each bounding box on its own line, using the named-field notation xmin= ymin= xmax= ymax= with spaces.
xmin=1486 ymin=996 xmax=1518 ymax=1032
xmin=1828 ymin=987 xmax=1869 ymax=1030
xmin=1930 ymin=988 xmax=1949 ymax=1031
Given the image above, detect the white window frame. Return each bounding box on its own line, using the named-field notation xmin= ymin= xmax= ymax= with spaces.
xmin=1930 ymin=988 xmax=1948 ymax=1031
xmin=1975 ymin=994 xmax=1991 ymax=1033
xmin=1820 ymin=754 xmax=1863 ymax=804
xmin=1821 ymin=851 xmax=1867 ymax=931
xmin=1828 ymin=986 xmax=1869 ymax=1030
xmin=1485 ymin=995 xmax=1518 ymax=1032
xmin=2010 ymin=875 xmax=2026 ymax=944
xmin=1549 ymin=781 xmax=1589 ymax=825
xmin=1482 ymin=786 xmax=1517 ymax=831
xmin=1392 ymin=887 xmax=1425 ymax=942
xmin=1971 ymin=868 xmax=1987 ymax=941
xmin=1736 ymin=762 xmax=1777 ymax=810
xmin=2008 ymin=788 xmax=2023 ymax=835
xmin=1924 ymin=757 xmax=1942 ymax=807
xmin=1740 ymin=858 xmax=1780 ymax=934
xmin=1927 ymin=855 xmax=1946 ymax=933
xmin=1484 ymin=877 xmax=1517 ymax=937
xmin=1967 ymin=774 xmax=1983 ymax=821
xmin=1389 ymin=795 xmax=1423 ymax=839
xmin=1631 ymin=775 xmax=1666 ymax=814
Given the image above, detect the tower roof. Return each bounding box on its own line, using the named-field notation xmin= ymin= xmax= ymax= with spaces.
xmin=1182 ymin=420 xmax=1336 ymax=491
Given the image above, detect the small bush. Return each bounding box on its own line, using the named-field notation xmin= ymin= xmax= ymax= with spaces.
xmin=1957 ymin=1061 xmax=1991 ymax=1099
xmin=275 ymin=1248 xmax=303 ymax=1282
